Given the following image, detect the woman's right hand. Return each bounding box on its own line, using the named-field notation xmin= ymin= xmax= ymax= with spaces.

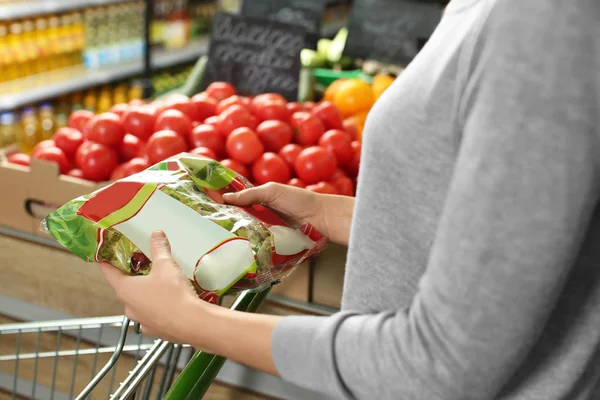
xmin=223 ymin=183 xmax=354 ymax=246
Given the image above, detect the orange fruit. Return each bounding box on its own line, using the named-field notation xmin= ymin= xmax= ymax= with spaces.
xmin=346 ymin=110 xmax=369 ymax=142
xmin=333 ymin=79 xmax=374 ymax=118
xmin=323 ymin=78 xmax=347 ymax=103
xmin=372 ymin=74 xmax=395 ymax=100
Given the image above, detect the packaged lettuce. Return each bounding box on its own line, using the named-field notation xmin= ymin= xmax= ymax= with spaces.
xmin=42 ymin=153 xmax=327 ymax=303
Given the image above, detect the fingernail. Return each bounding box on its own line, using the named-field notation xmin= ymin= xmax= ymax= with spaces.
xmin=223 ymin=193 xmax=235 ymax=199
xmin=152 ymin=230 xmax=166 ymax=239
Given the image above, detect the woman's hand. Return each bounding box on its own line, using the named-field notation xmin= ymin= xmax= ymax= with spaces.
xmin=223 ymin=183 xmax=354 ymax=246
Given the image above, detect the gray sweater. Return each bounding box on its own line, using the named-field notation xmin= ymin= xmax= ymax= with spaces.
xmin=272 ymin=0 xmax=600 ymax=399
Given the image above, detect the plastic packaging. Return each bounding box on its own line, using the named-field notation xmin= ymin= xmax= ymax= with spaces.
xmin=42 ymin=153 xmax=327 ymax=303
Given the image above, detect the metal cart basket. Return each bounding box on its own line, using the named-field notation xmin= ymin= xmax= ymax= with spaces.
xmin=0 ymin=289 xmax=269 ymax=400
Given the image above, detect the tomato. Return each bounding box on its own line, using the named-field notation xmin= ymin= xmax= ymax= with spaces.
xmin=225 ymin=127 xmax=264 ymax=165
xmin=216 ymin=95 xmax=250 ymax=115
xmin=331 ymin=175 xmax=354 ymax=196
xmin=32 ymin=140 xmax=56 ymax=158
xmin=161 ymin=94 xmax=195 ymax=119
xmin=66 ymin=168 xmax=85 ymax=179
xmin=306 ymin=182 xmax=338 ymax=195
xmin=206 ymin=82 xmax=237 ymax=101
xmin=247 ymin=114 xmax=259 ymax=131
xmin=7 ymin=153 xmax=31 ymax=167
xmin=251 ymin=93 xmax=286 ymax=113
xmin=278 ymin=143 xmax=303 ymax=169
xmin=68 ymin=109 xmax=95 ymax=132
xmin=191 ymin=92 xmax=218 ymax=122
xmin=220 ymin=158 xmax=249 ymax=178
xmin=286 ymin=102 xmax=306 ymax=115
xmin=343 ymin=118 xmax=359 ymax=141
xmin=219 ymin=105 xmax=253 ymax=137
xmin=119 ymin=134 xmax=144 ymax=161
xmin=345 ymin=141 xmax=361 ymax=178
xmin=33 ymin=146 xmax=70 ymax=174
xmin=294 ymin=146 xmax=337 ymax=184
xmin=122 ymin=157 xmax=150 ymax=177
xmin=332 ymin=168 xmax=346 ymax=180
xmin=189 ymin=146 xmax=217 ymax=159
xmin=287 ymin=178 xmax=306 ymax=188
xmin=80 ymin=143 xmax=119 ymax=182
xmin=311 ymin=101 xmax=343 ymax=130
xmin=54 ymin=127 xmax=84 ymax=159
xmin=319 ymin=129 xmax=353 ymax=166
xmin=123 ymin=106 xmax=157 ymax=141
xmin=110 ymin=163 xmax=128 ymax=181
xmin=146 ymin=130 xmax=188 ymax=164
xmin=190 ymin=124 xmax=225 ymax=156
xmin=303 ymin=101 xmax=316 ymax=110
xmin=110 ymin=103 xmax=130 ymax=119
xmin=252 ymin=153 xmax=291 ymax=185
xmin=239 ymin=96 xmax=252 ymax=108
xmin=254 ymin=100 xmax=290 ymax=122
xmin=86 ymin=113 xmax=126 ymax=147
xmin=256 ymin=120 xmax=293 ymax=152
xmin=290 ymin=112 xmax=325 ymax=146
xmin=74 ymin=141 xmax=95 ymax=169
xmin=203 ymin=115 xmax=223 ymax=136
xmin=154 ymin=109 xmax=193 ymax=139
xmin=129 ymin=99 xmax=146 ymax=107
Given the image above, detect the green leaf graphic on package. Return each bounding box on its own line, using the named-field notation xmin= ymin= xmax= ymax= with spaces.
xmin=43 ymin=153 xmax=327 ymax=303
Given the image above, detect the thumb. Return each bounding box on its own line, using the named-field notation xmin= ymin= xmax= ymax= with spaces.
xmin=150 ymin=230 xmax=173 ymax=262
xmin=223 ymin=184 xmax=281 ymax=207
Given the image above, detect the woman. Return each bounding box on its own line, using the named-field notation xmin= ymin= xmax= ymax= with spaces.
xmin=101 ymin=0 xmax=600 ymax=398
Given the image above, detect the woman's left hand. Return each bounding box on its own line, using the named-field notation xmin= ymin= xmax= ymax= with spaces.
xmin=100 ymin=230 xmax=216 ymax=347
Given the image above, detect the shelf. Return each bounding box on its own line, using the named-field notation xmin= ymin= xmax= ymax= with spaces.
xmin=0 ymin=0 xmax=131 ymax=21
xmin=0 ymin=37 xmax=209 ymax=110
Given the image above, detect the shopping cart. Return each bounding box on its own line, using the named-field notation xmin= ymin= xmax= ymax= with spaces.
xmin=0 ymin=289 xmax=270 ymax=400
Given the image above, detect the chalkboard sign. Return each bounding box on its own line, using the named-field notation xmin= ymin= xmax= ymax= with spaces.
xmin=344 ymin=0 xmax=442 ymax=65
xmin=201 ymin=13 xmax=306 ymax=101
xmin=241 ymin=0 xmax=325 ymax=49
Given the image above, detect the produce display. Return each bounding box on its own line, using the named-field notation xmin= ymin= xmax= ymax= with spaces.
xmin=42 ymin=153 xmax=327 ymax=303
xmin=6 ymin=80 xmax=365 ymax=196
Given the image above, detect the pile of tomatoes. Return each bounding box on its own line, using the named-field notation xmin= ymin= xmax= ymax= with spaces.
xmin=6 ymin=82 xmax=362 ymax=196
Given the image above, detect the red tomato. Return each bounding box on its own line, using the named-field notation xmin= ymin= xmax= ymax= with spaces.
xmin=119 ymin=134 xmax=144 ymax=161
xmin=225 ymin=127 xmax=264 ymax=165
xmin=122 ymin=157 xmax=150 ymax=177
xmin=206 ymin=82 xmax=237 ymax=101
xmin=66 ymin=168 xmax=85 ymax=179
xmin=294 ymin=146 xmax=337 ymax=184
xmin=80 ymin=143 xmax=119 ymax=182
xmin=123 ymin=106 xmax=157 ymax=141
xmin=319 ymin=129 xmax=353 ymax=166
xmin=86 ymin=113 xmax=126 ymax=147
xmin=7 ymin=153 xmax=31 ymax=167
xmin=278 ymin=143 xmax=303 ymax=169
xmin=74 ymin=141 xmax=95 ymax=169
xmin=332 ymin=168 xmax=347 ymax=180
xmin=286 ymin=102 xmax=306 ymax=115
xmin=239 ymin=96 xmax=252 ymax=108
xmin=129 ymin=99 xmax=146 ymax=107
xmin=68 ymin=109 xmax=94 ymax=132
xmin=109 ymin=103 xmax=130 ymax=119
xmin=110 ymin=163 xmax=128 ymax=181
xmin=32 ymin=140 xmax=56 ymax=158
xmin=254 ymin=100 xmax=290 ymax=122
xmin=290 ymin=112 xmax=325 ymax=146
xmin=190 ymin=124 xmax=225 ymax=156
xmin=306 ymin=182 xmax=338 ymax=194
xmin=154 ymin=109 xmax=193 ymax=139
xmin=203 ymin=115 xmax=223 ymax=136
xmin=303 ymin=101 xmax=316 ymax=110
xmin=251 ymin=93 xmax=287 ymax=113
xmin=287 ymin=178 xmax=306 ymax=188
xmin=256 ymin=120 xmax=293 ymax=152
xmin=190 ymin=146 xmax=217 ymax=159
xmin=252 ymin=152 xmax=291 ymax=185
xmin=343 ymin=118 xmax=359 ymax=141
xmin=247 ymin=114 xmax=259 ymax=131
xmin=54 ymin=127 xmax=84 ymax=159
xmin=346 ymin=141 xmax=361 ymax=178
xmin=331 ymin=175 xmax=354 ymax=196
xmin=311 ymin=101 xmax=344 ymax=130
xmin=220 ymin=158 xmax=249 ymax=178
xmin=190 ymin=92 xmax=218 ymax=122
xmin=219 ymin=105 xmax=253 ymax=137
xmin=216 ymin=95 xmax=249 ymax=115
xmin=161 ymin=94 xmax=195 ymax=119
xmin=33 ymin=146 xmax=70 ymax=174
xmin=146 ymin=130 xmax=188 ymax=164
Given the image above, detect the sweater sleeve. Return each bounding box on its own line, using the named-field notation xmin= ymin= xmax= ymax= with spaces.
xmin=271 ymin=1 xmax=600 ymax=399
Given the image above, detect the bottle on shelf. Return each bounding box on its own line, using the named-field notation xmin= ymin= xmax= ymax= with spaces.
xmin=39 ymin=103 xmax=56 ymax=140
xmin=83 ymin=89 xmax=97 ymax=112
xmin=34 ymin=16 xmax=49 ymax=74
xmin=55 ymin=96 xmax=71 ymax=129
xmin=71 ymin=91 xmax=84 ymax=112
xmin=0 ymin=111 xmax=18 ymax=149
xmin=96 ymin=86 xmax=113 ymax=113
xmin=18 ymin=107 xmax=41 ymax=154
